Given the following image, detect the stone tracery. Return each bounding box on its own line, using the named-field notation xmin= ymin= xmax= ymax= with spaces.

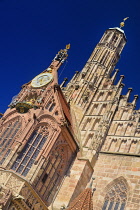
xmin=0 ymin=118 xmax=21 ymax=165
xmin=102 ymin=178 xmax=127 ymax=210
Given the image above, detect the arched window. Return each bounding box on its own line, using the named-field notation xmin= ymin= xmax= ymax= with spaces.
xmin=35 ymin=142 xmax=73 ymax=205
xmin=0 ymin=118 xmax=21 ymax=165
xmin=103 ymin=32 xmax=112 ymax=43
xmin=11 ymin=125 xmax=48 ymax=176
xmin=102 ymin=179 xmax=127 ymax=210
xmin=111 ymin=34 xmax=118 ymax=45
xmin=118 ymin=40 xmax=124 ymax=54
xmin=93 ymin=48 xmax=101 ymax=61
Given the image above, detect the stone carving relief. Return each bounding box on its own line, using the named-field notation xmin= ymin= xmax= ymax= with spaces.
xmin=5 ymin=175 xmax=24 ymax=194
xmin=0 ymin=171 xmax=10 ymax=186
xmin=0 ymin=172 xmax=47 ymax=210
xmin=38 ymin=115 xmax=58 ymax=131
xmin=129 ymin=111 xmax=139 ymax=122
xmin=21 ymin=185 xmax=46 ymax=210
xmin=91 ymin=96 xmax=119 ymax=152
xmin=38 ymin=126 xmax=49 ymax=136
xmin=0 ymin=185 xmax=12 ymax=209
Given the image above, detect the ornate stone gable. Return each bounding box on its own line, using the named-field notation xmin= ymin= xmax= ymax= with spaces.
xmin=0 ymin=170 xmax=48 ymax=210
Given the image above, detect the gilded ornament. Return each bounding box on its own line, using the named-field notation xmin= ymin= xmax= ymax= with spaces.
xmin=120 ymin=17 xmax=129 ymax=28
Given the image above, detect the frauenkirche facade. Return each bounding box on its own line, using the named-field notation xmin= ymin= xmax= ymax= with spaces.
xmin=0 ymin=20 xmax=140 ymax=210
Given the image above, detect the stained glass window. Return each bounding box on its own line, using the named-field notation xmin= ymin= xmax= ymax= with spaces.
xmin=35 ymin=143 xmax=73 ymax=205
xmin=102 ymin=180 xmax=127 ymax=210
xmin=0 ymin=119 xmax=21 ymax=165
xmin=11 ymin=126 xmax=48 ymax=176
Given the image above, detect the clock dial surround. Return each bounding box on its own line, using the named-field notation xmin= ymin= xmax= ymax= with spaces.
xmin=31 ymin=73 xmax=53 ymax=88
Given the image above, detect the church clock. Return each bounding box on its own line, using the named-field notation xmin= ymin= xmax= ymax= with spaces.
xmin=31 ymin=72 xmax=53 ymax=88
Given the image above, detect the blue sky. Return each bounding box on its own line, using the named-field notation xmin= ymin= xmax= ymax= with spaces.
xmin=0 ymin=0 xmax=140 ymax=113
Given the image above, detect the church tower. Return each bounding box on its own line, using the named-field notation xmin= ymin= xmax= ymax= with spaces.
xmin=63 ymin=26 xmax=126 ymax=161
xmin=0 ymin=46 xmax=78 ymax=209
xmin=0 ymin=18 xmax=140 ymax=210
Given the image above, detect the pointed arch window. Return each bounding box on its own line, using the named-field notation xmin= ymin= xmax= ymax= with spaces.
xmin=102 ymin=180 xmax=127 ymax=210
xmin=93 ymin=48 xmax=101 ymax=61
xmin=103 ymin=32 xmax=112 ymax=43
xmin=11 ymin=125 xmax=48 ymax=176
xmin=0 ymin=119 xmax=21 ymax=164
xmin=35 ymin=142 xmax=74 ymax=205
xmin=111 ymin=34 xmax=119 ymax=45
xmin=118 ymin=40 xmax=124 ymax=54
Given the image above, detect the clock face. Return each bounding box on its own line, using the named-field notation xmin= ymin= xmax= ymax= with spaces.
xmin=31 ymin=73 xmax=53 ymax=88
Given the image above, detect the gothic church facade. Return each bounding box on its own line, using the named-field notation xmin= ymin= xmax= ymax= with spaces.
xmin=0 ymin=24 xmax=140 ymax=210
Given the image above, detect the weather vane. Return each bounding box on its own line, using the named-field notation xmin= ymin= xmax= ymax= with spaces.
xmin=120 ymin=17 xmax=129 ymax=28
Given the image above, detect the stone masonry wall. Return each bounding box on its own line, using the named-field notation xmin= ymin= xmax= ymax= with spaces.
xmin=92 ymin=153 xmax=140 ymax=210
xmin=52 ymin=158 xmax=93 ymax=210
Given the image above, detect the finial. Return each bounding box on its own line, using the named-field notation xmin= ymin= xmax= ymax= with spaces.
xmin=65 ymin=44 xmax=70 ymax=50
xmin=111 ymin=69 xmax=119 ymax=84
xmin=60 ymin=77 xmax=68 ymax=88
xmin=120 ymin=17 xmax=129 ymax=28
xmin=126 ymin=88 xmax=133 ymax=101
xmin=132 ymin=95 xmax=139 ymax=107
xmin=116 ymin=75 xmax=125 ymax=87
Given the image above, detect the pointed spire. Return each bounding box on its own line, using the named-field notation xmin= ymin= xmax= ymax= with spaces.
xmin=60 ymin=78 xmax=68 ymax=88
xmin=126 ymin=88 xmax=133 ymax=101
xmin=72 ymin=71 xmax=79 ymax=81
xmin=111 ymin=69 xmax=119 ymax=84
xmin=117 ymin=83 xmax=125 ymax=98
xmin=132 ymin=95 xmax=139 ymax=107
xmin=116 ymin=75 xmax=125 ymax=87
